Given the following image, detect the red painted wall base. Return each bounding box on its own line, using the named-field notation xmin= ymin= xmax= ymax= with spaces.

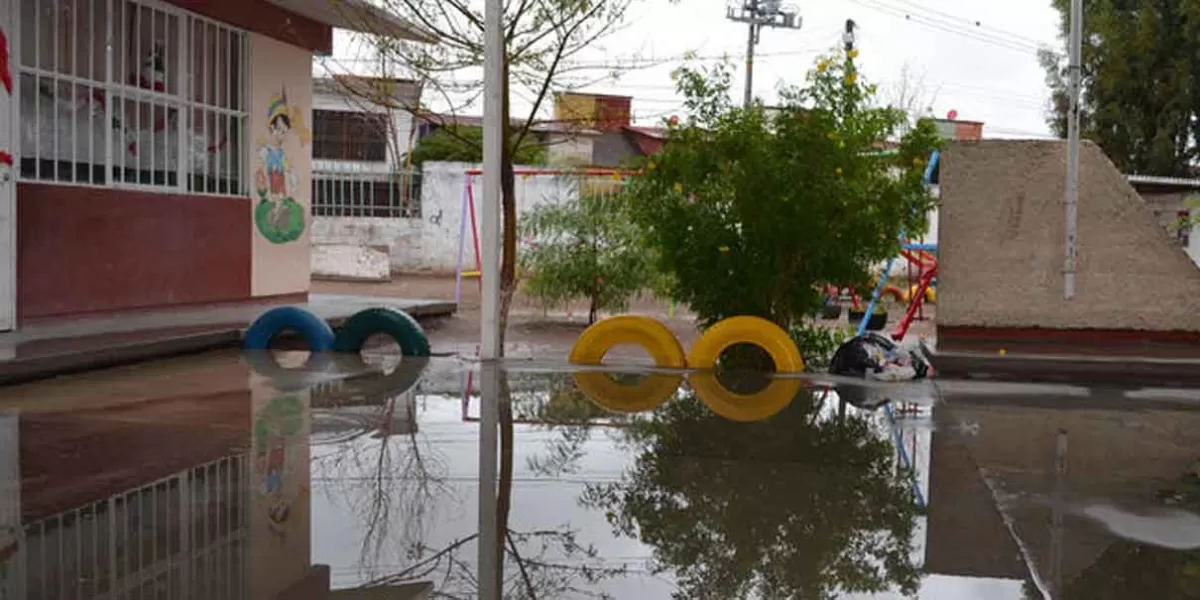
xmin=17 ymin=183 xmax=253 ymax=322
xmin=937 ymin=325 xmax=1200 ymax=359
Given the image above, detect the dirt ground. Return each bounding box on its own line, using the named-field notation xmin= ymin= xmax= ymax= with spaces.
xmin=311 ymin=274 xmax=937 ymax=359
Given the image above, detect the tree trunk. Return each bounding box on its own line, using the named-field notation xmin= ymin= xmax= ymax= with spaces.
xmin=498 ymin=63 xmax=518 ymax=356
xmin=494 ymin=372 xmax=514 ymax=595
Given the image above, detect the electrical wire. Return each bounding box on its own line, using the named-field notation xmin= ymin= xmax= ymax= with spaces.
xmin=845 ymin=0 xmax=1061 ymax=57
xmin=876 ymin=0 xmax=1057 ymax=49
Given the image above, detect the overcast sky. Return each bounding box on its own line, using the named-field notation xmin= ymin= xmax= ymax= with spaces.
xmin=320 ymin=0 xmax=1063 ymax=138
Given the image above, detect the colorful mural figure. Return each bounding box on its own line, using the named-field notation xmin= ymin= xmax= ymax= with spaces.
xmin=253 ymin=395 xmax=304 ymax=538
xmin=254 ymin=87 xmax=310 ymax=244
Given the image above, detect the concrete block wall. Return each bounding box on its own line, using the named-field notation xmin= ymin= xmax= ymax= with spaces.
xmin=938 ymin=139 xmax=1200 ymax=331
xmin=311 ymin=161 xmax=580 ymax=273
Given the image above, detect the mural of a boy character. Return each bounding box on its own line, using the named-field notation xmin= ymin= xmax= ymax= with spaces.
xmin=253 ymin=395 xmax=304 ymax=539
xmin=254 ymin=87 xmax=309 ymax=244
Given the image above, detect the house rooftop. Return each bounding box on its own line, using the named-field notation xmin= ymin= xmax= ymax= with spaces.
xmin=417 ymin=113 xmax=604 ymax=135
xmin=314 ymin=76 xmax=422 ymax=108
xmin=267 ymin=0 xmax=436 ymax=43
xmin=556 ymin=91 xmax=634 ymax=102
xmin=624 ymin=125 xmax=668 ymax=140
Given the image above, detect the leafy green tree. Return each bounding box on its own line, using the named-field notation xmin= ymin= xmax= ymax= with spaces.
xmin=1041 ymin=0 xmax=1200 ymax=176
xmin=582 ymin=392 xmax=921 ymax=599
xmin=408 ymin=125 xmax=547 ymax=167
xmin=625 ymin=50 xmax=939 ymax=329
xmin=520 ymin=183 xmax=655 ymax=324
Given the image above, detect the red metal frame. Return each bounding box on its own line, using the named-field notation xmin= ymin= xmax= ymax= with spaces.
xmin=890 ymin=245 xmax=937 ymax=341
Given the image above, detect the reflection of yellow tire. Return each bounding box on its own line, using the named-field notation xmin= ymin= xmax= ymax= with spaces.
xmin=907 ymin=285 xmax=935 ymax=304
xmin=690 ymin=373 xmax=801 ymax=422
xmin=686 ymin=316 xmax=804 ymax=373
xmin=573 ymin=372 xmax=683 ymax=413
xmin=569 ymin=315 xmax=687 ymax=368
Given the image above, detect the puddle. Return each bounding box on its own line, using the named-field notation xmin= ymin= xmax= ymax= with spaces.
xmin=1 ymin=352 xmax=1199 ymax=598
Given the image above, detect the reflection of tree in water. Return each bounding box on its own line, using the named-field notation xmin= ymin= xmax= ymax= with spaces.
xmin=351 ymin=372 xmax=627 ymax=598
xmin=311 ymin=391 xmax=451 ymax=577
xmin=581 ymin=392 xmax=921 ymax=599
xmin=513 ymin=374 xmax=636 ymax=478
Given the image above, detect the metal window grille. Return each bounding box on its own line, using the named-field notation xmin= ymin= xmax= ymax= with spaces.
xmin=15 ymin=0 xmax=249 ymax=195
xmin=312 ymin=169 xmax=422 ymax=218
xmin=19 ymin=454 xmax=248 ymax=600
xmin=312 ymin=110 xmax=389 ymax=163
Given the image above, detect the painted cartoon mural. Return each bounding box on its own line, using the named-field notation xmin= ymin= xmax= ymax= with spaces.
xmin=253 ymin=394 xmax=305 ymax=538
xmin=254 ymin=87 xmax=310 ymax=244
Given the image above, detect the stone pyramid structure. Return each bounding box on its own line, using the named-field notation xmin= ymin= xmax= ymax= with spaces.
xmin=937 ymin=140 xmax=1200 ymax=348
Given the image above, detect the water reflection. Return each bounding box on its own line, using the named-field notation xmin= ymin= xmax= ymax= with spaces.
xmin=579 ymin=387 xmax=921 ymax=599
xmin=9 ymin=356 xmax=1200 ymax=598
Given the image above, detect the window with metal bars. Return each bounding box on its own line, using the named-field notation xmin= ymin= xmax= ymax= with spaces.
xmin=311 ymin=171 xmax=422 ymax=218
xmin=312 ymin=109 xmax=389 ymax=163
xmin=15 ymin=0 xmax=249 ymax=195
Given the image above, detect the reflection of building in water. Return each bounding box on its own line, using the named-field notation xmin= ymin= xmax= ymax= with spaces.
xmin=0 ymin=368 xmax=329 ymax=600
xmin=311 ymin=378 xmax=418 ymax=442
xmin=21 ymin=455 xmax=250 ymax=599
xmin=925 ymin=388 xmax=1200 ymax=592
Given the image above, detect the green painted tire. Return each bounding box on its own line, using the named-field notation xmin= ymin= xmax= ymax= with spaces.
xmin=333 ymin=307 xmax=431 ymax=356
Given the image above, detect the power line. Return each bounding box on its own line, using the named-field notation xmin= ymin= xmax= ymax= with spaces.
xmin=881 ymin=0 xmax=1057 ymax=49
xmin=845 ymin=0 xmax=1060 ymax=57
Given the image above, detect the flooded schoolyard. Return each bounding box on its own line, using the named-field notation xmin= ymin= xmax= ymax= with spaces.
xmin=1 ymin=351 xmax=1198 ymax=599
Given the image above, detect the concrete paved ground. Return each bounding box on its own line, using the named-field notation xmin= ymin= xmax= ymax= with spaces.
xmin=0 ymin=293 xmax=456 ymax=385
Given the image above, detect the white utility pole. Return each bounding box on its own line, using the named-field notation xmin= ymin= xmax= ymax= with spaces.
xmin=1064 ymin=0 xmax=1082 ymax=299
xmin=478 ymin=0 xmax=504 ymax=595
xmin=726 ymin=0 xmax=802 ymax=107
xmin=480 ymin=0 xmax=504 ymax=358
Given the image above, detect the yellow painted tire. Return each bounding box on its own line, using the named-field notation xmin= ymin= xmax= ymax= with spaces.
xmin=907 ymin=285 xmax=936 ymax=304
xmin=690 ymin=373 xmax=801 ymax=422
xmin=573 ymin=372 xmax=683 ymax=413
xmin=569 ymin=315 xmax=687 ymax=368
xmin=686 ymin=316 xmax=804 ymax=373
xmin=569 ymin=315 xmax=687 ymax=413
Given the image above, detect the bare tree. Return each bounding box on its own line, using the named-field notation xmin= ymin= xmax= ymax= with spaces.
xmin=883 ymin=63 xmax=939 ymax=135
xmin=356 ymin=384 xmax=627 ymax=599
xmin=312 ymin=389 xmax=450 ymax=578
xmin=329 ymin=0 xmax=635 ymax=350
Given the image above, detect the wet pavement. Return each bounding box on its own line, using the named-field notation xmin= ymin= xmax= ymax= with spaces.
xmin=0 ymin=294 xmax=456 ymax=386
xmin=2 ymin=352 xmax=1200 ymax=599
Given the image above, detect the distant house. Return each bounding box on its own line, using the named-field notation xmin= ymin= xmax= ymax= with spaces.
xmin=545 ymin=92 xmax=672 ymax=167
xmin=311 ymin=76 xmax=423 ymax=218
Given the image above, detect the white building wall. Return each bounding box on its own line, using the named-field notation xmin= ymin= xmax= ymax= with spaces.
xmin=311 ymin=161 xmax=580 ymax=274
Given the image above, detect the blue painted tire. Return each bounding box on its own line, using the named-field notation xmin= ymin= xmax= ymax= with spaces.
xmin=333 ymin=307 xmax=430 ymax=356
xmin=244 ymin=306 xmax=336 ymax=351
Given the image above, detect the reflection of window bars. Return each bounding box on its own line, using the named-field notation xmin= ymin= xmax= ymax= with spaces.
xmin=15 ymin=0 xmax=248 ymax=195
xmin=311 ymin=169 xmax=422 ymax=219
xmin=19 ymin=454 xmax=248 ymax=599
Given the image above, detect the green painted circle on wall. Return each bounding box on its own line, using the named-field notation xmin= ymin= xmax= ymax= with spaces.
xmin=255 ymin=197 xmax=306 ymax=244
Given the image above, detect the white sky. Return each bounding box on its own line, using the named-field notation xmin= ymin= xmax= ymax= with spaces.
xmin=319 ymin=0 xmax=1063 ymax=138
